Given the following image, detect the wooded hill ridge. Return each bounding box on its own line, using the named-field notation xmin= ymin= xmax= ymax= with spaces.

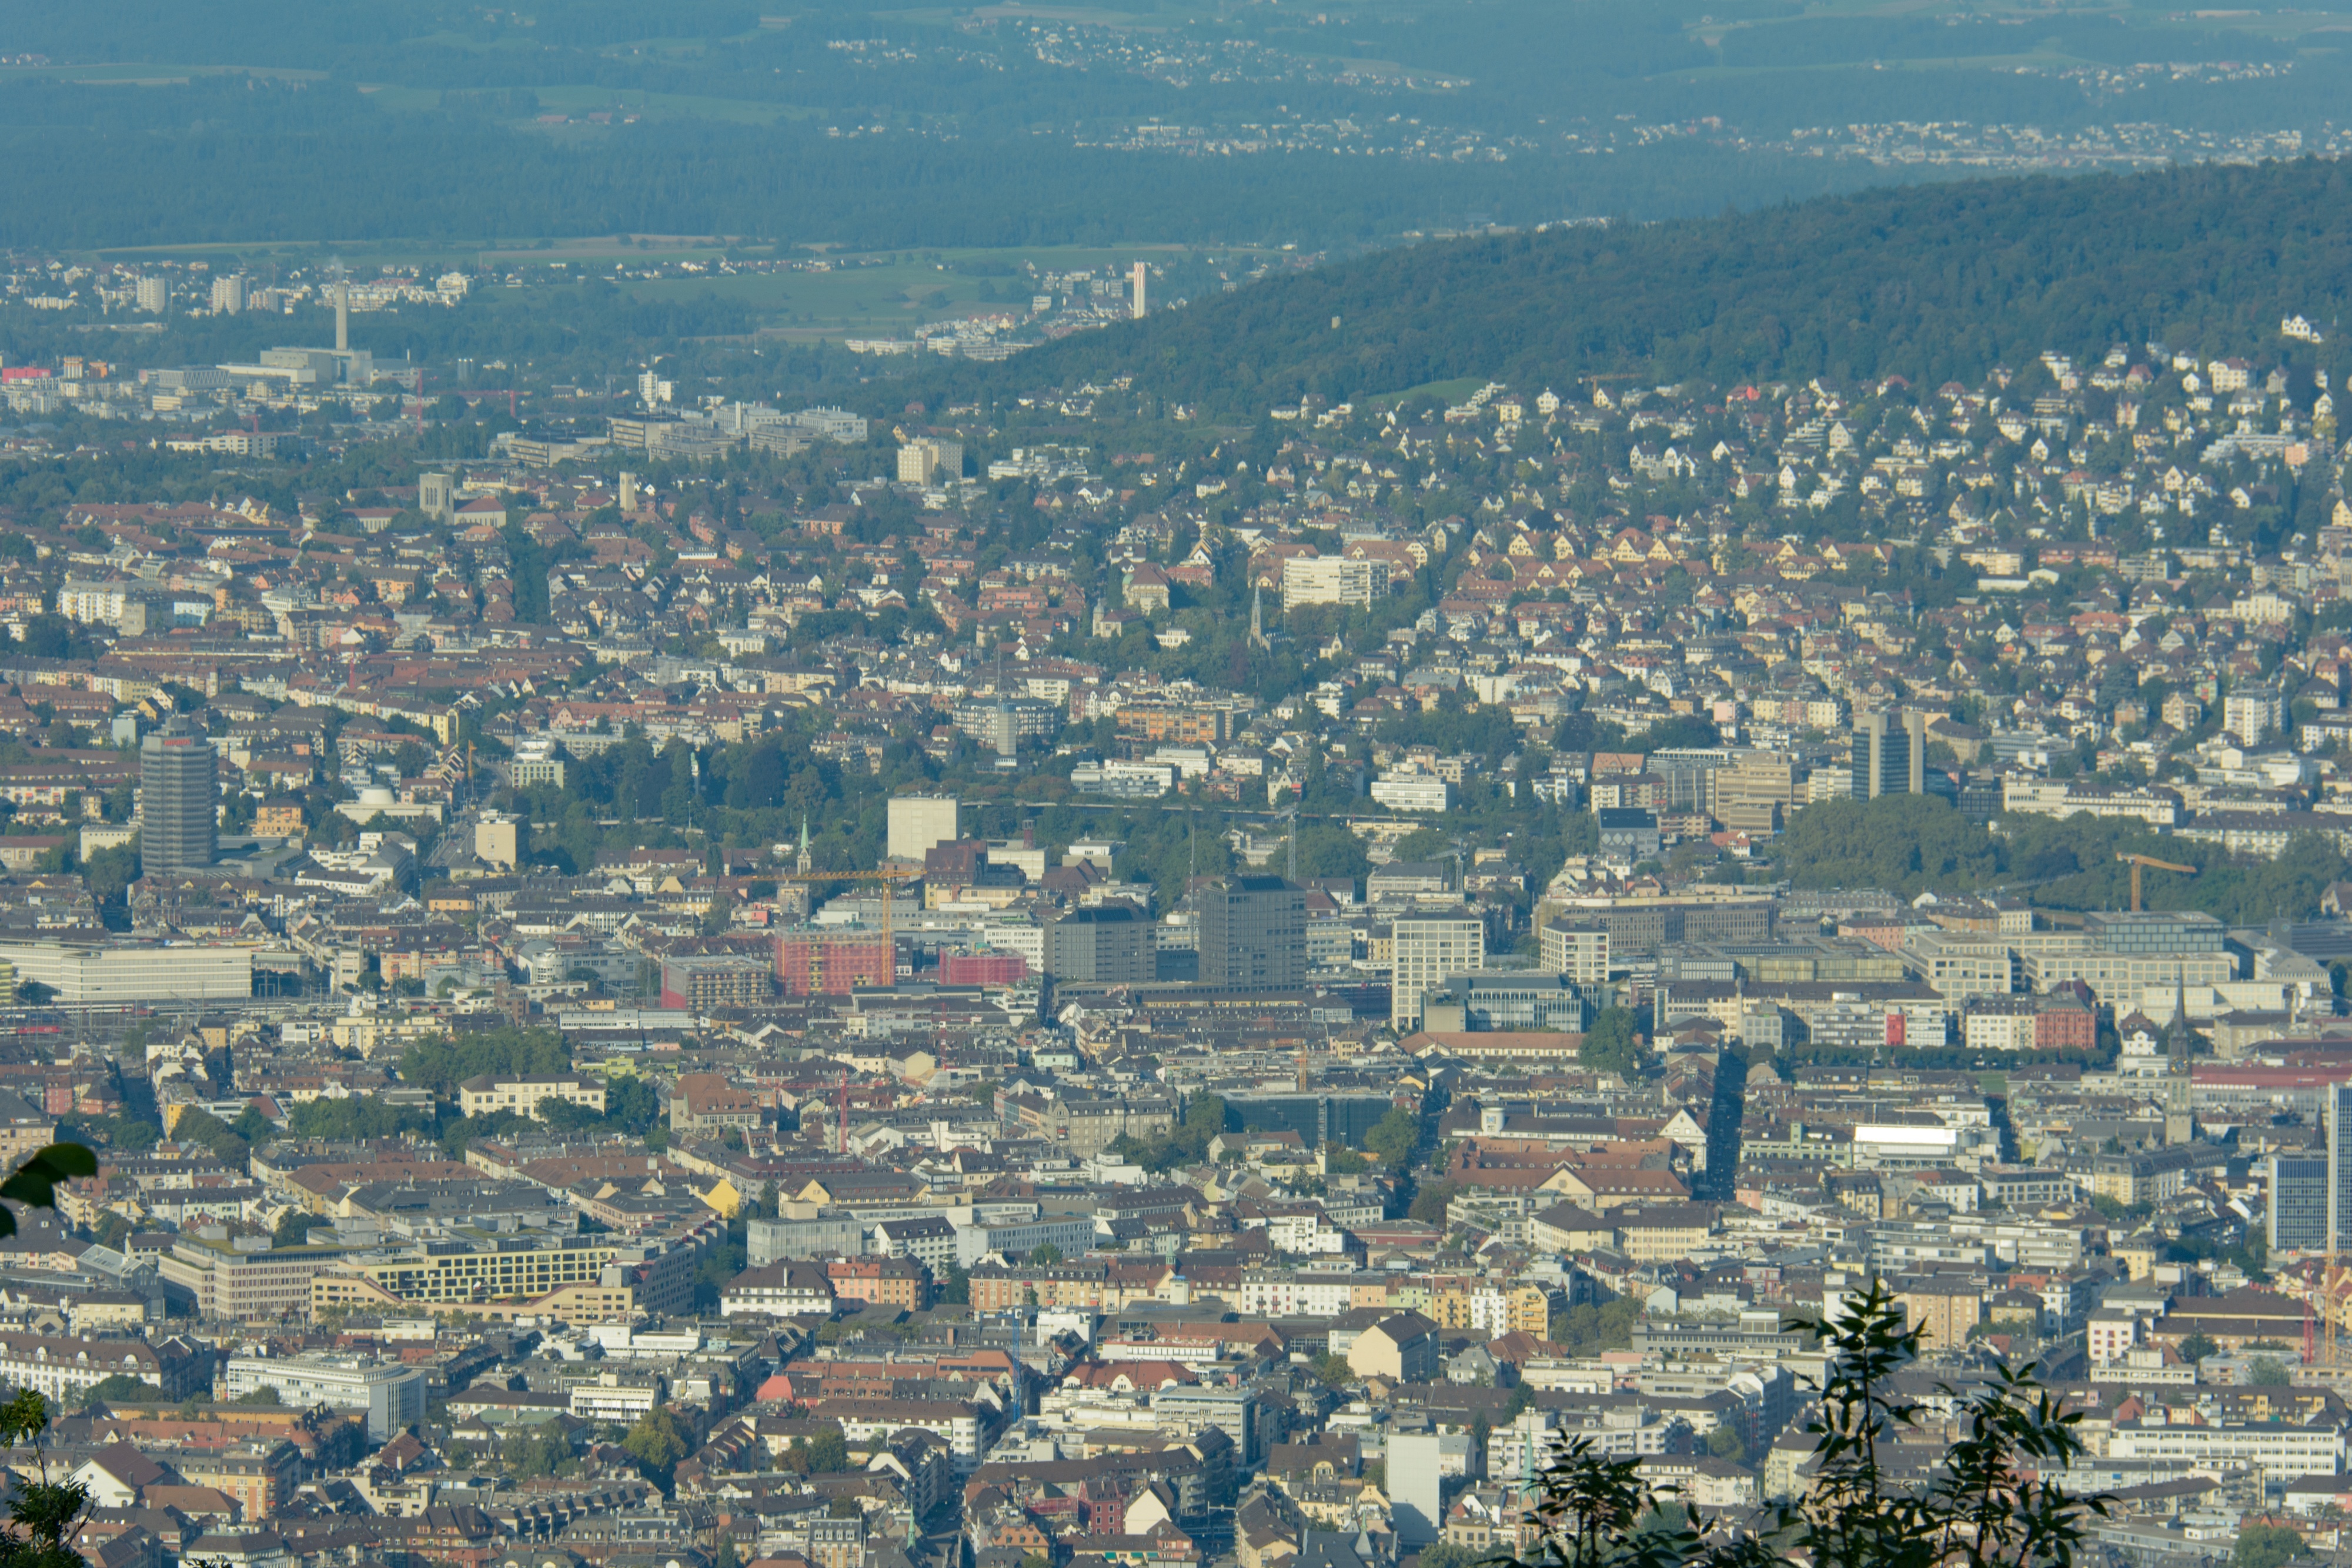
xmin=928 ymin=158 xmax=2352 ymax=416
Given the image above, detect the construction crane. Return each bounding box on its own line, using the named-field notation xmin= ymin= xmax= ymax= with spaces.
xmin=2117 ymin=853 xmax=2197 ymax=912
xmin=2320 ymin=1253 xmax=2352 ymax=1369
xmin=772 ymin=865 xmax=920 ymax=939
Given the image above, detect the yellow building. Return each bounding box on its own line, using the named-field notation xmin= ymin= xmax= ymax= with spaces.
xmin=317 ymin=1233 xmax=622 ymax=1309
xmin=313 ymin=1271 xmax=635 ymax=1323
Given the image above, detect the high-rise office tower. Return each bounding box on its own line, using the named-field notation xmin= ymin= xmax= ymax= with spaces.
xmin=140 ymin=717 xmax=217 ymax=874
xmin=1198 ymin=875 xmax=1306 ymax=990
xmin=2329 ymin=1083 xmax=2352 ymax=1256
xmin=1851 ymin=708 xmax=1927 ymax=799
xmin=2273 ymin=1151 xmax=2329 ymax=1253
xmin=1392 ymin=912 xmax=1485 ymax=1031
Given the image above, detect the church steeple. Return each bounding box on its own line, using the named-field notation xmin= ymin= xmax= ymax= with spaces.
xmin=797 ymin=813 xmax=813 ymax=874
xmin=2168 ymin=971 xmax=2192 ymax=1070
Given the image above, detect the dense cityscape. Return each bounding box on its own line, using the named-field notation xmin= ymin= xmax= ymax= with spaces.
xmin=0 ymin=207 xmax=2331 ymax=1568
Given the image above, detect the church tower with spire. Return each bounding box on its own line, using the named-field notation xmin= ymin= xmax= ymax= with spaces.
xmin=2164 ymin=972 xmax=2195 ymax=1144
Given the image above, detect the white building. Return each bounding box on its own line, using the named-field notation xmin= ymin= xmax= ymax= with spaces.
xmin=1071 ymin=761 xmax=1174 ymax=799
xmin=568 ymin=1370 xmax=665 ymax=1423
xmin=1281 ymin=555 xmax=1390 ymax=611
xmin=1234 ymin=1269 xmax=1362 ymax=1319
xmin=1370 ymin=773 xmax=1451 ymax=813
xmin=887 ymin=795 xmax=960 ymax=861
xmin=1392 ymin=915 xmax=1485 ymax=1031
xmin=456 ymin=1074 xmax=607 ymax=1119
xmin=1539 ymin=922 xmax=1611 ymax=984
xmin=0 ymin=942 xmax=250 ymax=1003
xmin=219 ymin=1352 xmax=426 ymax=1439
xmin=897 ymin=438 xmax=963 ymax=485
xmin=2107 ymin=1420 xmax=2343 ymax=1482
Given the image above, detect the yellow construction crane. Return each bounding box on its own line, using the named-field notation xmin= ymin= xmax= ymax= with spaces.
xmin=2326 ymin=1258 xmax=2352 ymax=1368
xmin=2117 ymin=853 xmax=2197 ymax=913
xmin=773 ymin=865 xmax=920 ymax=939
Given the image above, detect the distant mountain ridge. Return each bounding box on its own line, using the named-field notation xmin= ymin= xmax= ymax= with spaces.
xmin=940 ymin=158 xmax=2352 ymax=416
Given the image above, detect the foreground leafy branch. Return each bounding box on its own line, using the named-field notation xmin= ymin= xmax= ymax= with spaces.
xmin=0 ymin=1144 xmax=108 ymax=1568
xmin=1496 ymin=1278 xmax=2107 ymax=1568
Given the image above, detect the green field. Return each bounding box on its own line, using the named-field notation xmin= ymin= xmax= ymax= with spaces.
xmin=1366 ymin=375 xmax=1487 ymax=410
xmin=615 ymin=244 xmax=1238 ymax=336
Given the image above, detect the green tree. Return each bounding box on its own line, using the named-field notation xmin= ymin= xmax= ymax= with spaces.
xmin=78 ymin=1375 xmax=162 ymax=1412
xmin=0 ymin=1385 xmax=96 ymax=1568
xmin=1365 ymin=1106 xmax=1421 ymax=1171
xmin=1579 ymin=1008 xmax=1642 ymax=1079
xmin=233 ymin=1387 xmax=282 ymax=1406
xmin=1029 ymin=1243 xmax=1063 ymax=1265
xmin=2247 ymin=1356 xmax=2291 ymax=1386
xmin=1547 ymin=1299 xmax=1641 ymax=1356
xmin=507 ymin=1423 xmax=566 ymax=1478
xmin=622 ymin=1407 xmax=690 ymax=1477
xmin=1417 ymin=1544 xmax=1482 ymax=1568
xmin=805 ymin=1428 xmax=851 ymax=1471
xmin=1704 ymin=1425 xmax=1744 ymax=1465
xmin=1409 ymin=1179 xmax=1458 ymax=1225
xmin=2177 ymin=1332 xmax=2217 ymax=1364
xmin=2235 ymin=1524 xmax=2306 ymax=1568
xmin=1501 ymin=1279 xmax=2110 ymax=1568
xmin=399 ymin=1028 xmax=568 ymax=1097
xmin=168 ymin=1107 xmax=250 ymax=1167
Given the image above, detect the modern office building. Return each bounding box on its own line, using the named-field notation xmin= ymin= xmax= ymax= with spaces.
xmin=140 ymin=717 xmax=217 ymax=873
xmin=2331 ymin=1084 xmax=2352 ymax=1259
xmin=2014 ymin=912 xmax=2233 ymax=1012
xmin=219 ymin=1352 xmax=427 ymax=1440
xmin=1852 ymin=709 xmax=1927 ymax=799
xmin=1222 ymin=1089 xmax=1395 ymax=1149
xmin=1198 ymin=875 xmax=1306 ymax=989
xmin=0 ymin=942 xmax=250 ymax=1002
xmin=1392 ymin=912 xmax=1486 ymax=1031
xmin=1048 ymin=904 xmax=1154 ymax=985
xmin=896 ymin=437 xmax=963 ymax=486
xmin=1538 ymin=922 xmax=1611 ymax=982
xmin=2271 ymin=1151 xmax=2329 ymax=1253
xmin=1421 ymin=972 xmax=1594 ymax=1034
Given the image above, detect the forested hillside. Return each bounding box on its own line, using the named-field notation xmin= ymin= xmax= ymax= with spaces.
xmin=948 ymin=158 xmax=2352 ymax=413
